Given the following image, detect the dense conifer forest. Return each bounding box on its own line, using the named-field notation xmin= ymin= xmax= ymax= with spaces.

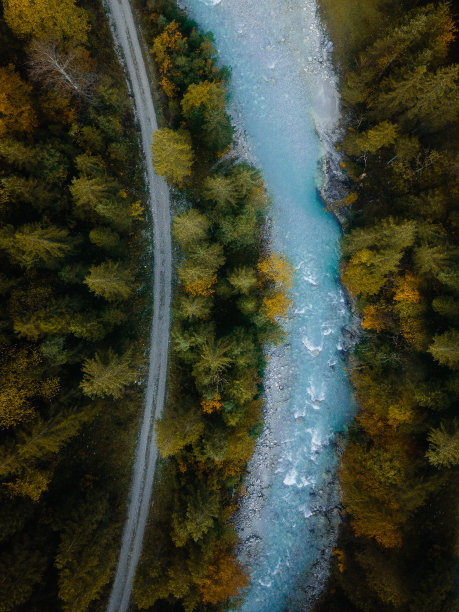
xmin=316 ymin=1 xmax=458 ymax=610
xmin=0 ymin=0 xmax=150 ymax=609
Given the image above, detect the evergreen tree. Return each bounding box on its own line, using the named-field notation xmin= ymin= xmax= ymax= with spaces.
xmin=403 ymin=64 xmax=459 ymax=131
xmin=179 ymin=295 xmax=212 ymax=321
xmin=80 ymin=349 xmax=137 ymax=399
xmin=56 ymin=497 xmax=118 ymax=612
xmin=156 ymin=405 xmax=205 ymax=458
xmin=171 ymin=486 xmax=220 ymax=546
xmin=181 ymin=80 xmax=233 ymax=153
xmin=70 ymin=176 xmax=118 ymax=209
xmin=202 ymin=174 xmax=239 ymax=210
xmin=428 ymin=330 xmax=459 ymax=370
xmin=414 ymin=244 xmax=458 ymax=279
xmin=192 ymin=335 xmax=234 ymax=387
xmin=89 ymin=226 xmax=121 ymax=251
xmin=344 ymin=121 xmax=399 ymax=155
xmin=0 ymin=535 xmax=47 ymax=611
xmin=0 ymin=346 xmax=55 ymax=430
xmin=172 ymin=209 xmax=209 ymax=248
xmin=432 ymin=296 xmax=459 ymax=320
xmin=1 ymin=223 xmax=72 ymax=269
xmin=426 ymin=422 xmax=459 ymax=468
xmin=342 ymin=219 xmax=417 ymax=296
xmin=227 ymin=266 xmax=257 ymax=295
xmin=0 ymin=138 xmax=37 ymax=171
xmin=84 ymin=260 xmax=134 ymax=301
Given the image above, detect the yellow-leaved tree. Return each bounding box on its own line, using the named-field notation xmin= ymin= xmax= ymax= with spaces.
xmin=3 ymin=0 xmax=90 ymax=44
xmin=257 ymin=253 xmax=293 ymax=322
xmin=181 ymin=80 xmax=226 ymax=117
xmin=152 ymin=128 xmax=194 ymax=186
xmin=0 ymin=65 xmax=37 ymax=137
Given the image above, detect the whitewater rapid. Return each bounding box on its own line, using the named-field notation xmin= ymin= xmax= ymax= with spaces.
xmin=180 ymin=1 xmax=355 ymax=610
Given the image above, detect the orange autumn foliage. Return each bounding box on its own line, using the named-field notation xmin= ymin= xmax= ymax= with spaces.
xmin=258 ymin=253 xmax=293 ymax=321
xmin=0 ymin=65 xmax=37 ymax=137
xmin=160 ymin=76 xmax=177 ymax=98
xmin=201 ymin=395 xmax=222 ymax=414
xmin=257 ymin=252 xmax=293 ymax=289
xmin=263 ymin=291 xmax=292 ymax=322
xmin=357 ymin=411 xmax=391 ymax=441
xmin=361 ymin=304 xmax=387 ymax=332
xmin=393 ymin=272 xmax=422 ymax=303
xmin=177 ymin=458 xmax=188 ymax=473
xmin=351 ymin=515 xmax=403 ymax=549
xmin=184 ymin=274 xmax=217 ymax=297
xmin=334 ymin=548 xmax=347 ymax=573
xmin=197 ymin=549 xmax=248 ymax=605
xmin=153 ymin=21 xmax=184 ymax=98
xmin=343 ymin=191 xmax=358 ymax=207
xmin=221 ymin=502 xmax=238 ymax=522
xmin=40 ymin=92 xmax=76 ymax=125
xmin=435 ymin=9 xmax=457 ymax=52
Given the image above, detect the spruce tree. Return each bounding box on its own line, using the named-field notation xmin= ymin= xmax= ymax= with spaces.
xmin=84 ymin=260 xmax=133 ymax=301
xmin=80 ymin=349 xmax=137 ymax=399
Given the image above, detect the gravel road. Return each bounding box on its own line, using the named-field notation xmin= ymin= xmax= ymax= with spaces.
xmin=105 ymin=1 xmax=172 ymax=610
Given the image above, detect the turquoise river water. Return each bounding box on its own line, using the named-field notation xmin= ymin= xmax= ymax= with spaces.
xmin=180 ymin=1 xmax=355 ymax=609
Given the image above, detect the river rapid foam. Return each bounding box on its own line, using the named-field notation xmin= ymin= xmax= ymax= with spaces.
xmin=179 ymin=1 xmax=355 ymax=609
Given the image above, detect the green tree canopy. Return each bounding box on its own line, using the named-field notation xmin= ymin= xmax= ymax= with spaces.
xmin=80 ymin=349 xmax=137 ymax=399
xmin=70 ymin=176 xmax=118 ymax=209
xmin=181 ymin=81 xmax=233 ymax=153
xmin=84 ymin=260 xmax=134 ymax=301
xmin=227 ymin=267 xmax=257 ymax=295
xmin=171 ymin=486 xmax=220 ymax=547
xmin=428 ymin=330 xmax=459 ymax=370
xmin=0 ymin=223 xmax=72 ymax=269
xmin=426 ymin=421 xmax=459 ymax=468
xmin=172 ymin=209 xmax=209 ymax=248
xmin=156 ymin=405 xmax=205 ymax=458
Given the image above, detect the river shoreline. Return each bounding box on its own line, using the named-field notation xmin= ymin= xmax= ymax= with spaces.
xmin=175 ymin=2 xmax=358 ymax=610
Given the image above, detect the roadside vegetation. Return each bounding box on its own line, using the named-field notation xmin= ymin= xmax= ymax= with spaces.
xmin=132 ymin=1 xmax=292 ymax=610
xmin=0 ymin=0 xmax=150 ymax=609
xmin=316 ymin=1 xmax=458 ymax=610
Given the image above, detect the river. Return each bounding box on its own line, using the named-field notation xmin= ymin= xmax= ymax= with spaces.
xmin=179 ymin=1 xmax=355 ymax=610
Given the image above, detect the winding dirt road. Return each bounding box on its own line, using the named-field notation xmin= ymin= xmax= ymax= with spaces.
xmin=105 ymin=1 xmax=172 ymax=610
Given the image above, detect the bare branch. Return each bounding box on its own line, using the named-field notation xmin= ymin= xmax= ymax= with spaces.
xmin=27 ymin=40 xmax=97 ymax=99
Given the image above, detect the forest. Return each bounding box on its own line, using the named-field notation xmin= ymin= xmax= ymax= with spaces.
xmin=316 ymin=1 xmax=459 ymax=610
xmin=0 ymin=0 xmax=291 ymax=610
xmin=0 ymin=0 xmax=151 ymax=609
xmin=1 ymin=0 xmax=457 ymax=610
xmin=132 ymin=1 xmax=291 ymax=610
